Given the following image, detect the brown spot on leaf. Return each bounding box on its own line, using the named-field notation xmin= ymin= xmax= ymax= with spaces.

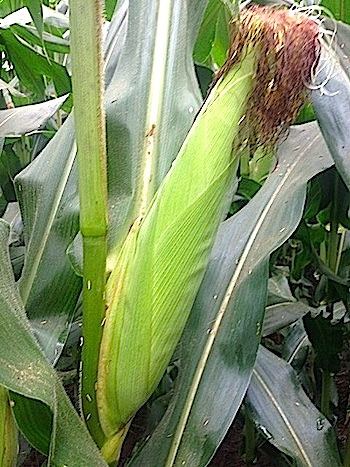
xmin=145 ymin=124 xmax=156 ymax=138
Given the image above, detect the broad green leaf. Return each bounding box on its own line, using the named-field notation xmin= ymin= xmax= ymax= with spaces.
xmin=0 ymin=0 xmax=24 ymax=17
xmin=0 ymin=94 xmax=67 ymax=137
xmin=0 ymin=386 xmax=17 ymax=467
xmin=129 ymin=123 xmax=333 ymax=466
xmin=267 ymin=274 xmax=296 ymax=305
xmin=304 ymin=314 xmax=344 ymax=373
xmin=311 ymin=21 xmax=350 ymax=189
xmin=246 ymin=346 xmax=342 ymax=467
xmin=0 ymin=219 xmax=107 ymax=466
xmin=282 ymin=320 xmax=310 ymax=366
xmin=16 ymin=114 xmax=80 ymax=364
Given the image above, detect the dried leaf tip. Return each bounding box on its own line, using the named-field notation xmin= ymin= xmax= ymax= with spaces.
xmin=218 ymin=6 xmax=321 ymax=148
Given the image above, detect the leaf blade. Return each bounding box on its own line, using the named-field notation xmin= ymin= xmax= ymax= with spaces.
xmin=246 ymin=346 xmax=342 ymax=467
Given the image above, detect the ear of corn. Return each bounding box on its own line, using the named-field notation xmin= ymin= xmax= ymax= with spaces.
xmin=97 ymin=50 xmax=255 ymax=454
xmin=96 ymin=6 xmax=321 ymax=462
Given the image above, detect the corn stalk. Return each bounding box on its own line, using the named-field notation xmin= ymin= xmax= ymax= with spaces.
xmin=0 ymin=386 xmax=17 ymax=467
xmin=70 ymin=0 xmax=107 ymax=447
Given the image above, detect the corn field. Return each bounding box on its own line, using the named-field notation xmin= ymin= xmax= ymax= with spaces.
xmin=0 ymin=0 xmax=349 ymax=466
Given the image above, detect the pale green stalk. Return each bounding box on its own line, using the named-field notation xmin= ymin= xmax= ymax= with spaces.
xmin=0 ymin=386 xmax=17 ymax=466
xmin=70 ymin=0 xmax=107 ymax=447
xmin=97 ymin=48 xmax=256 ymax=463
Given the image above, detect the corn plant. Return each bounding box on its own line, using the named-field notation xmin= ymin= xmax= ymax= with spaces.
xmin=0 ymin=0 xmax=349 ymax=466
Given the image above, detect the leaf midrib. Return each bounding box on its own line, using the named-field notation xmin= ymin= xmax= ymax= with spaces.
xmin=251 ymin=366 xmax=312 ymax=467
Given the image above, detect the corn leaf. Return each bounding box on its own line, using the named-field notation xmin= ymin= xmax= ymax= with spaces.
xmin=194 ymin=0 xmax=232 ymax=68
xmin=321 ymin=0 xmax=350 ymax=23
xmin=0 ymin=95 xmax=67 ymax=137
xmin=0 ymin=29 xmax=71 ymax=99
xmin=262 ymin=302 xmax=312 ymax=337
xmin=246 ymin=346 xmax=342 ymax=467
xmin=312 ymin=21 xmax=350 ymax=189
xmin=102 ymin=0 xmax=208 ymax=269
xmin=24 ymin=0 xmax=43 ymax=37
xmin=129 ymin=122 xmax=333 ymax=466
xmin=0 ymin=219 xmax=107 ymax=466
xmin=16 ymin=115 xmax=80 ymax=365
xmin=105 ymin=0 xmax=119 ymax=21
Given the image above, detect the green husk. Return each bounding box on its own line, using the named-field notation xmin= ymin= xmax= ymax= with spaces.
xmin=97 ymin=47 xmax=256 ymax=460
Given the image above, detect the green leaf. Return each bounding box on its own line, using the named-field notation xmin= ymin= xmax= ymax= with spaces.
xmin=262 ymin=302 xmax=312 ymax=337
xmin=24 ymin=0 xmax=43 ymax=37
xmin=0 ymin=386 xmax=17 ymax=467
xmin=0 ymin=28 xmax=71 ymax=99
xmin=129 ymin=123 xmax=333 ymax=466
xmin=0 ymin=0 xmax=25 ymax=17
xmin=282 ymin=320 xmax=310 ymax=368
xmin=0 ymin=219 xmax=107 ymax=465
xmin=11 ymin=24 xmax=70 ymax=54
xmin=0 ymin=95 xmax=67 ymax=137
xmin=304 ymin=314 xmax=344 ymax=373
xmin=311 ymin=21 xmax=350 ymax=189
xmin=267 ymin=274 xmax=295 ymax=305
xmin=246 ymin=346 xmax=342 ymax=467
xmin=194 ymin=0 xmax=231 ymax=68
xmin=105 ymin=0 xmax=118 ymax=21
xmin=321 ymin=0 xmax=350 ymax=23
xmin=15 ymin=114 xmax=81 ymax=364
